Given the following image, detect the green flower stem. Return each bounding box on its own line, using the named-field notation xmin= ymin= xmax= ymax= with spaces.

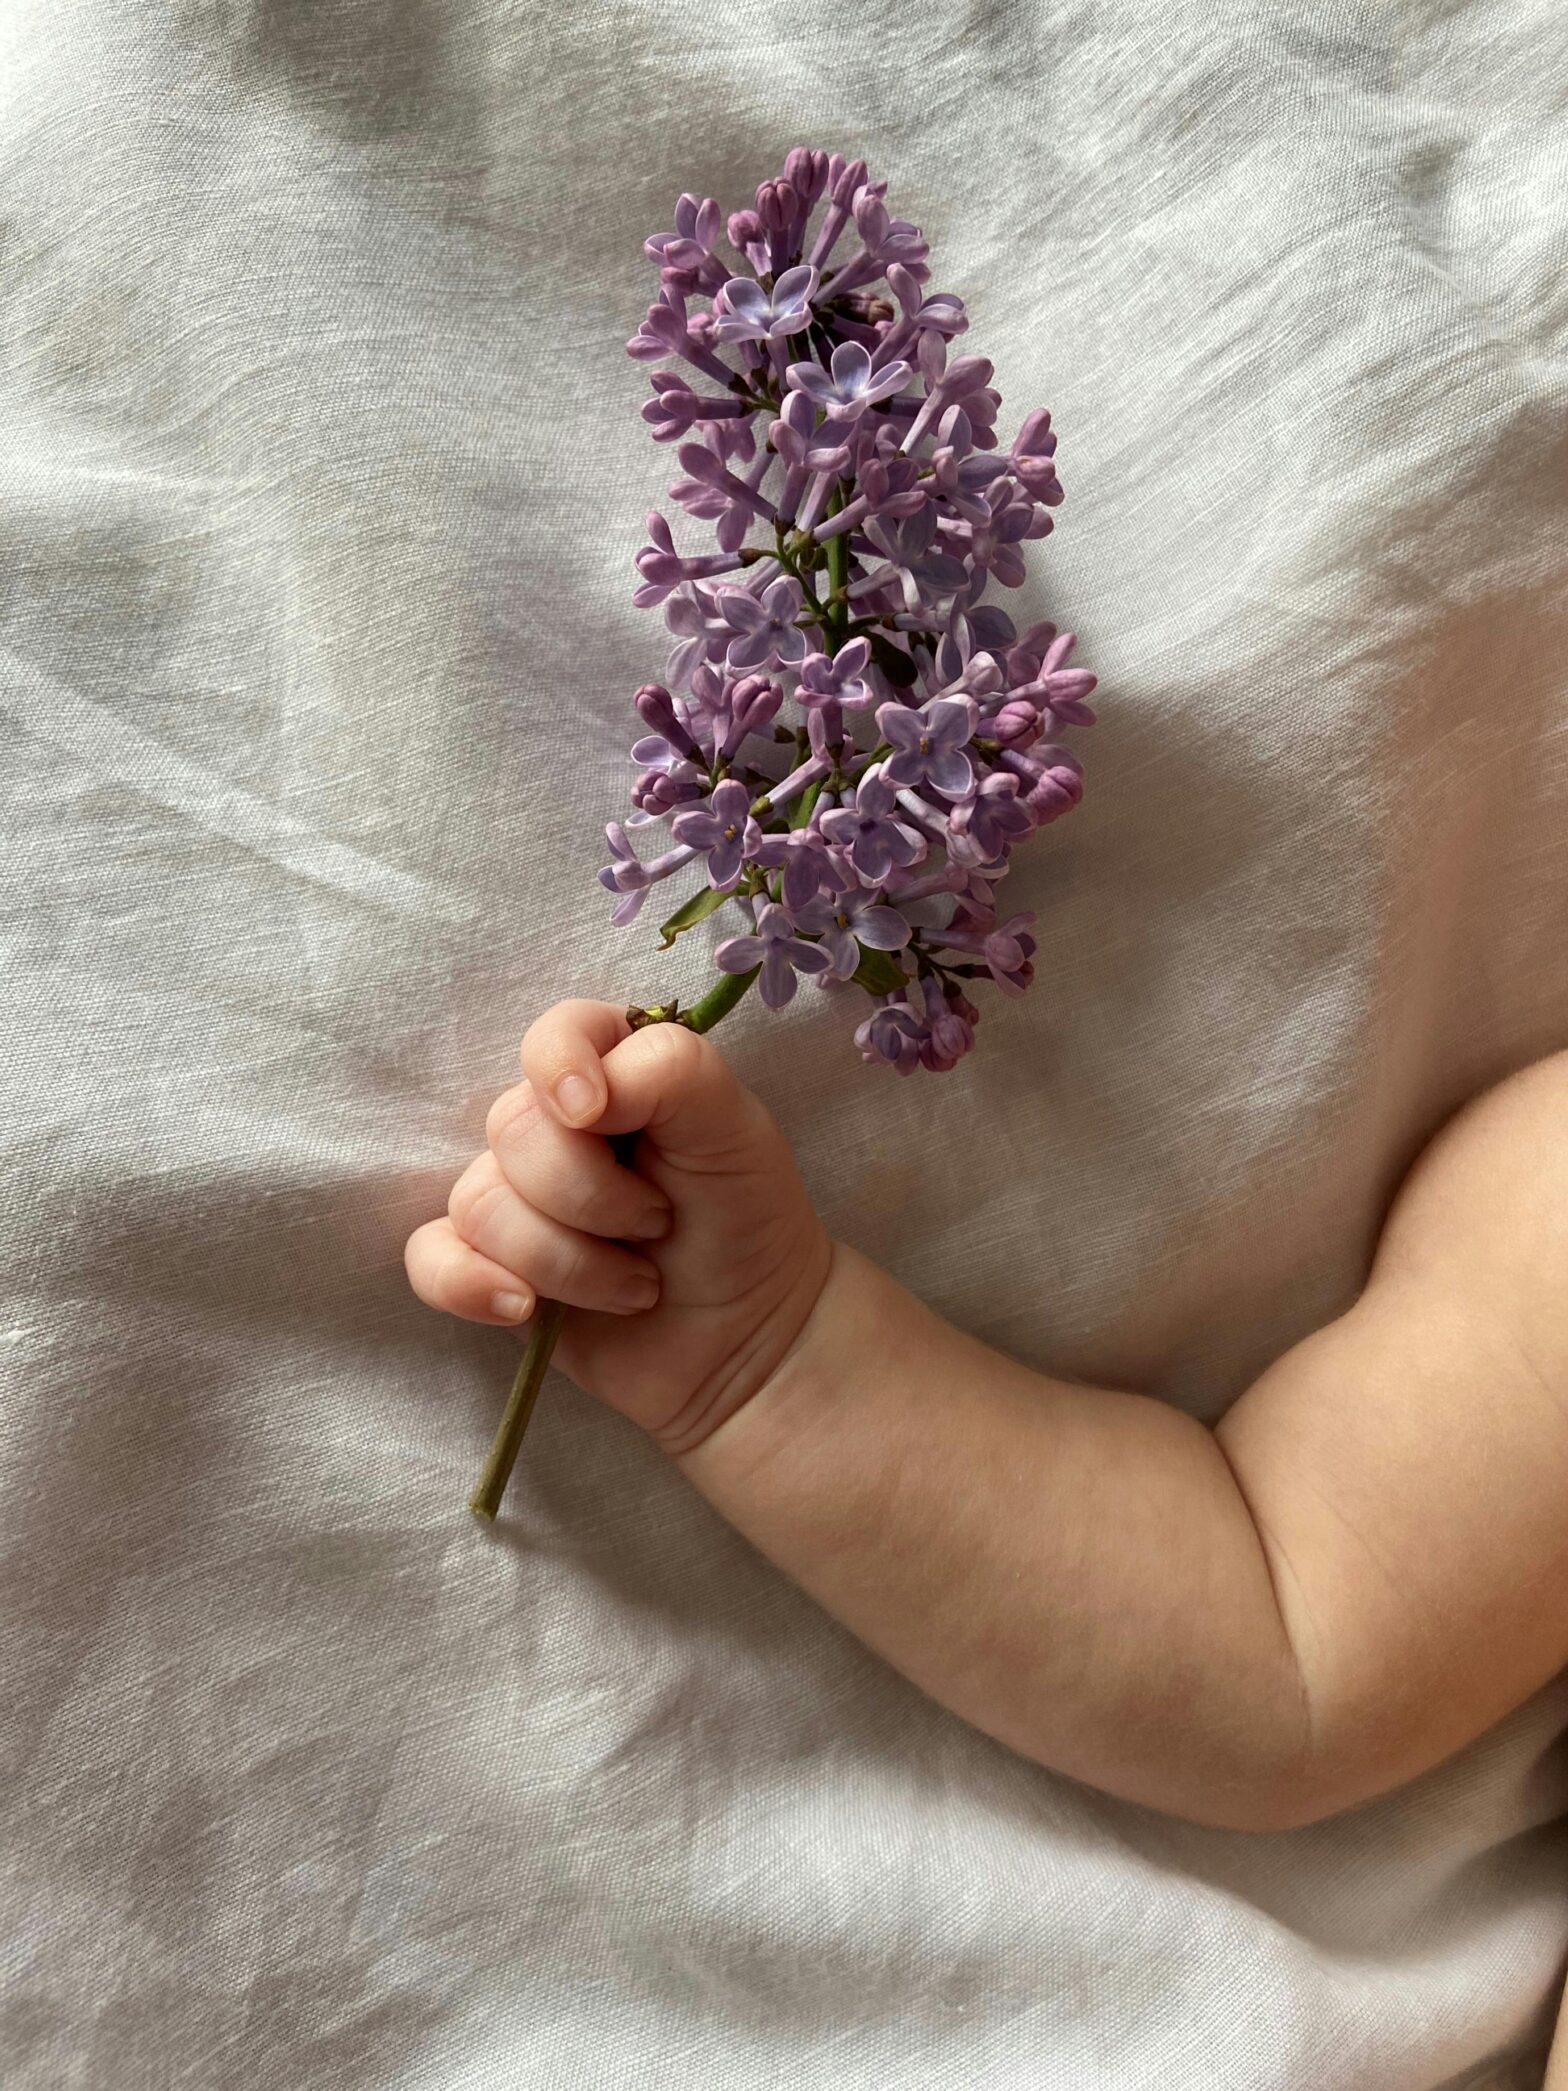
xmin=467 ymin=1299 xmax=568 ymax=1522
xmin=680 ymin=963 xmax=762 ymax=1033
xmin=822 ymin=489 xmax=850 ymax=650
xmin=467 ymin=963 xmax=762 ymax=1521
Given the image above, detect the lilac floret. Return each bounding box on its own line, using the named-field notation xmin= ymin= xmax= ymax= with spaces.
xmin=714 ymin=903 xmax=833 ymax=1009
xmin=877 ymin=696 xmax=977 ymax=799
xmin=712 ymin=265 xmax=819 ymax=344
xmin=792 ymin=879 xmax=911 ymax=980
xmin=818 ymin=772 xmax=927 ymax=885
xmin=716 ymin=577 xmax=807 ymax=671
xmin=796 ymin=638 xmax=874 ymax=711
xmin=671 ymin=779 xmax=756 ymax=890
xmin=785 ymin=340 xmax=911 ymax=419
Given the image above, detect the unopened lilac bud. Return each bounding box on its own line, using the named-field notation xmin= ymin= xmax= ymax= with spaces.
xmin=632 ymin=765 xmax=704 ymax=816
xmin=727 ymin=208 xmax=763 ymax=252
xmin=634 ymin=682 xmax=678 ymax=734
xmin=911 ymin=978 xmax=966 ymax=1068
xmin=991 ymin=699 xmax=1043 ymax=749
xmin=829 ymin=156 xmax=868 ymax=207
xmin=942 ymin=353 xmax=994 ymax=397
xmin=634 ymin=683 xmax=704 ymax=762
xmin=756 ymin=179 xmax=796 ymax=236
xmin=853 ymin=190 xmax=889 ymax=248
xmin=1024 ymin=761 xmax=1085 ymax=824
xmin=1011 ymin=408 xmax=1061 ymax=496
xmin=785 ymin=147 xmax=829 ymax=205
xmin=732 ymin=673 xmax=783 ymax=733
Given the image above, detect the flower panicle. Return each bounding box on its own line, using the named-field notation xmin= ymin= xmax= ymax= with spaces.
xmin=606 ymin=150 xmax=1098 ymax=1072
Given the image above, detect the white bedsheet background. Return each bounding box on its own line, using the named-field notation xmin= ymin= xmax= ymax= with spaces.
xmin=3 ymin=2 xmax=1567 ymax=2085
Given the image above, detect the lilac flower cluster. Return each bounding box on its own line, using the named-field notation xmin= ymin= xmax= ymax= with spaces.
xmin=603 ymin=149 xmax=1097 ymax=1073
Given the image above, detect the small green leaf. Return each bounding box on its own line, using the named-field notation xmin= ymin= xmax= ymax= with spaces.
xmin=851 ymin=944 xmax=910 ymax=995
xmin=866 ymin=633 xmax=919 ymax=688
xmin=657 ymin=885 xmax=731 ymax=950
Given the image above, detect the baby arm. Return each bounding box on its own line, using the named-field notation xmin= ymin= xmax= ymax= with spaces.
xmin=406 ymin=1008 xmax=1568 ymax=1832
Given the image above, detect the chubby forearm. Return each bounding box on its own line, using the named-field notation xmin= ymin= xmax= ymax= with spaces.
xmin=674 ymin=1243 xmax=1311 ymax=1831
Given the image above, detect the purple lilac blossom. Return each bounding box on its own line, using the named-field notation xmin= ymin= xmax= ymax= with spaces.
xmin=597 ymin=150 xmax=1101 ymax=1070
xmin=712 ymin=265 xmax=820 ymax=344
xmin=671 ymin=778 xmax=756 ymax=890
xmin=818 ymin=771 xmax=926 ymax=885
xmin=714 ymin=903 xmax=832 ymax=1009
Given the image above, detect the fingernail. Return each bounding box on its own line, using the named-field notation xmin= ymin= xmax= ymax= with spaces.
xmin=624 ymin=1205 xmax=672 ymax=1242
xmin=614 ymin=1274 xmax=660 ymax=1314
xmin=491 ymin=1290 xmax=532 ymax=1322
xmin=554 ymin=1073 xmax=601 ymax=1127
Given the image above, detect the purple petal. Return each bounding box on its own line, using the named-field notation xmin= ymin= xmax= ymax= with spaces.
xmin=856 ymin=906 xmax=911 ymax=951
xmin=820 ymin=926 xmax=859 ymax=979
xmin=725 ymin=630 xmax=770 ymax=671
xmin=671 ymin=810 xmax=721 ymax=849
xmin=889 ymin=821 xmax=926 ymax=868
xmin=830 ymin=340 xmax=873 ymax=391
xmin=714 ymin=935 xmax=765 ymax=974
xmin=758 ymin=947 xmax=798 ymax=1008
xmin=719 ymin=278 xmax=768 ymax=319
xmin=927 ymin=747 xmax=975 ymax=798
xmin=789 ymin=897 xmax=836 ymax=935
xmin=707 ymin=838 xmax=744 ymax=888
xmin=877 ymin=704 xmax=923 ymax=751
xmin=854 ymin=836 xmax=893 ymax=884
xmin=716 ymin=505 xmax=750 ymax=555
xmin=861 ymin=361 xmax=912 ymax=403
xmin=781 ymin=846 xmax=828 ymax=911
xmin=786 ymin=363 xmax=839 ymax=405
xmin=718 ymin=590 xmax=767 ymax=632
xmin=930 ymin=699 xmax=976 ymax=747
xmin=665 ymin=635 xmax=706 ymax=688
xmin=631 ymin=733 xmax=678 ymax=766
xmin=772 ymin=264 xmax=818 ymax=312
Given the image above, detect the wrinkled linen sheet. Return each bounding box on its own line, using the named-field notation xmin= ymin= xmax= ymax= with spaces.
xmin=4 ymin=2 xmax=1568 ymax=2085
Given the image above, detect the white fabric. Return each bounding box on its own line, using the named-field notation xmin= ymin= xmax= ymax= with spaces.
xmin=4 ymin=3 xmax=1567 ymax=2084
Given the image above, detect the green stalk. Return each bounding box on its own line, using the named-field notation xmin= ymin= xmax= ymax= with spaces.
xmin=680 ymin=964 xmax=762 ymax=1035
xmin=466 ymin=1299 xmax=568 ymax=1522
xmin=822 ymin=487 xmax=850 ymax=652
xmin=467 ymin=964 xmax=761 ymax=1521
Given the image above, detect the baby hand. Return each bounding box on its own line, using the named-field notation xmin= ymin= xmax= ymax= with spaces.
xmin=404 ymin=1000 xmax=833 ymax=1452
